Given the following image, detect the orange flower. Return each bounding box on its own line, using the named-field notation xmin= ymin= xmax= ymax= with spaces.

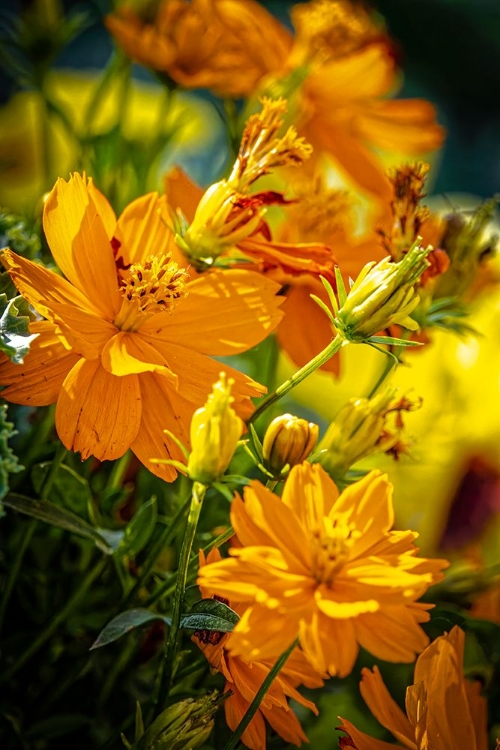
xmin=338 ymin=626 xmax=488 ymax=750
xmin=105 ymin=0 xmax=292 ymax=98
xmin=197 ymin=463 xmax=448 ymax=677
xmin=194 ymin=550 xmax=323 ymax=750
xmin=0 ymin=174 xmax=284 ymax=481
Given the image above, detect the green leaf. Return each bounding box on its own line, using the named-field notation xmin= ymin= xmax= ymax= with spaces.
xmin=117 ymin=497 xmax=158 ymax=559
xmin=0 ymin=294 xmax=38 ymax=363
xmin=90 ymin=608 xmax=170 ymax=650
xmin=31 ymin=462 xmax=92 ymax=516
xmin=333 ymin=266 xmax=347 ymax=307
xmin=368 ymin=335 xmax=424 ymax=347
xmin=2 ymin=493 xmax=114 ymax=554
xmin=180 ymin=598 xmax=239 ymax=633
xmin=0 ymin=403 xmax=23 ymax=500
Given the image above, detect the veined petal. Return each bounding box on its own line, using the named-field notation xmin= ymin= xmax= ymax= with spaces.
xmin=359 ymin=666 xmax=416 ymax=748
xmin=337 ymin=718 xmax=403 ymax=750
xmin=138 ymin=269 xmax=284 ymax=355
xmin=300 ymin=610 xmax=359 ymax=677
xmin=227 ymin=606 xmax=300 ymax=663
xmin=56 ymin=358 xmax=141 ymax=461
xmin=101 ymin=331 xmax=177 ymax=378
xmin=114 ymin=192 xmax=176 ymax=266
xmin=0 ymin=320 xmax=79 ymax=406
xmin=308 ymin=44 xmax=395 ymax=103
xmin=131 ymin=371 xmax=192 ymax=482
xmin=1 ymin=249 xmax=102 ymax=319
xmin=43 ymin=173 xmax=121 ymax=319
xmin=263 ymin=702 xmax=309 ymax=747
xmin=283 ymin=462 xmax=339 ymax=527
xmin=51 ymin=303 xmax=117 ymax=360
xmin=225 ymin=687 xmax=267 ymax=750
xmin=354 ymin=606 xmax=430 ymax=663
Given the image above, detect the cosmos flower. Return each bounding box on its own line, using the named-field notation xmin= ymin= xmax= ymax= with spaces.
xmin=0 ymin=173 xmax=283 ymax=480
xmin=338 ymin=626 xmax=488 ymax=750
xmin=194 ymin=549 xmax=324 ymax=750
xmin=197 ymin=462 xmax=448 ymax=676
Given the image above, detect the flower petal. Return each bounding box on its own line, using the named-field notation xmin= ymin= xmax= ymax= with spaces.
xmin=43 ymin=173 xmax=120 ymax=318
xmin=359 ymin=666 xmax=416 ymax=748
xmin=299 ymin=610 xmax=359 ymax=677
xmin=337 ymin=718 xmax=402 ymax=750
xmin=354 ymin=606 xmax=430 ymax=663
xmin=101 ymin=331 xmax=177 ymax=378
xmin=114 ymin=192 xmax=176 ymax=266
xmin=138 ymin=268 xmax=284 ymax=355
xmin=0 ymin=321 xmax=79 ymax=406
xmin=56 ymin=358 xmax=141 ymax=461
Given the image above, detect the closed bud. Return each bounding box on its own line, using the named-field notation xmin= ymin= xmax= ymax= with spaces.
xmin=262 ymin=413 xmax=319 ymax=477
xmin=187 ymin=373 xmax=243 ymax=485
xmin=136 ymin=693 xmax=221 ymax=750
xmin=334 ymin=241 xmax=432 ymax=341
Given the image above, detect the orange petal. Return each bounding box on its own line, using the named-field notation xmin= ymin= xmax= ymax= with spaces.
xmin=43 ymin=173 xmax=120 ymax=319
xmin=164 ymin=166 xmax=204 ymax=224
xmin=359 ymin=666 xmax=415 ymax=747
xmin=357 ymin=99 xmax=445 ymax=155
xmin=308 ymin=44 xmax=395 ymax=103
xmin=299 ymin=610 xmax=359 ymax=677
xmin=101 ymin=331 xmax=177 ymax=379
xmin=354 ymin=606 xmax=430 ymax=663
xmin=130 ymin=371 xmax=192 ymax=482
xmin=337 ymin=718 xmax=403 ymax=750
xmin=283 ymin=463 xmax=339 ymax=524
xmin=56 ymin=358 xmax=141 ymax=461
xmin=50 ymin=303 xmax=117 ymax=360
xmin=225 ymin=687 xmax=267 ymax=750
xmin=138 ymin=268 xmax=284 ymax=355
xmin=114 ymin=192 xmax=176 ymax=267
xmin=263 ymin=701 xmax=309 ymax=747
xmin=276 ymin=282 xmax=341 ymax=375
xmin=0 ymin=321 xmax=79 ymax=406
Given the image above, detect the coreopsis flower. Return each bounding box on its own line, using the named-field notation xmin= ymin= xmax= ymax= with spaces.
xmin=262 ymin=413 xmax=319 ymax=478
xmin=105 ymin=0 xmax=292 ymax=98
xmin=338 ymin=626 xmax=488 ymax=750
xmin=194 ymin=549 xmax=324 ymax=750
xmin=263 ymin=0 xmax=445 ymax=202
xmin=0 ymin=174 xmax=284 ymax=481
xmin=187 ymin=372 xmax=243 ymax=485
xmin=197 ymin=463 xmax=448 ymax=677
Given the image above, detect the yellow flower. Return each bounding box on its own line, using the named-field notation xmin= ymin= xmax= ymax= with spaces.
xmin=0 ymin=174 xmax=284 ymax=481
xmin=194 ymin=549 xmax=324 ymax=750
xmin=105 ymin=0 xmax=292 ymax=98
xmin=338 ymin=626 xmax=488 ymax=750
xmin=197 ymin=463 xmax=448 ymax=676
xmin=187 ymin=372 xmax=243 ymax=485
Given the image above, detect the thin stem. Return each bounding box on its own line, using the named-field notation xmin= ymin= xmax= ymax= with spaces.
xmin=81 ymin=49 xmax=127 ymax=142
xmin=366 ymin=332 xmax=410 ymax=398
xmin=0 ymin=556 xmax=107 ymax=683
xmin=106 ymin=451 xmax=132 ymax=491
xmin=157 ymin=481 xmax=206 ymax=707
xmin=223 ymin=637 xmax=299 ymax=750
xmin=248 ymin=335 xmax=345 ymax=425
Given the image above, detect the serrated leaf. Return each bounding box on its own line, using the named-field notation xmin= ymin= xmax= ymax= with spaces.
xmin=0 ymin=294 xmax=38 ymax=363
xmin=2 ymin=493 xmax=114 ymax=554
xmin=90 ymin=608 xmax=170 ymax=650
xmin=180 ymin=598 xmax=239 ymax=632
xmin=117 ymin=497 xmax=157 ymax=559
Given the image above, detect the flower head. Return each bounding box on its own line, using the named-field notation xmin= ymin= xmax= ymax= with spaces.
xmin=338 ymin=626 xmax=488 ymax=750
xmin=197 ymin=463 xmax=448 ymax=677
xmin=0 ymin=174 xmax=284 ymax=481
xmin=194 ymin=550 xmax=323 ymax=750
xmin=187 ymin=372 xmax=243 ymax=485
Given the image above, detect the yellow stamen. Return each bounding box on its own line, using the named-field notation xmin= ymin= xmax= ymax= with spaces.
xmin=114 ymin=252 xmax=188 ymax=331
xmin=311 ymin=516 xmax=359 ymax=584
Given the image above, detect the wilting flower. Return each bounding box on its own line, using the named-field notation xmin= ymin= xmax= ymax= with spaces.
xmin=106 ymin=0 xmax=292 ymax=98
xmin=338 ymin=626 xmax=488 ymax=750
xmin=194 ymin=549 xmax=324 ymax=750
xmin=187 ymin=372 xmax=243 ymax=485
xmin=197 ymin=463 xmax=448 ymax=676
xmin=0 ymin=174 xmax=284 ymax=480
xmin=262 ymin=413 xmax=319 ymax=478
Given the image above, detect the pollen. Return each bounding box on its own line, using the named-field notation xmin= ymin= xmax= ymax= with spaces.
xmin=311 ymin=516 xmax=359 ymax=584
xmin=380 ymin=162 xmax=431 ymax=259
xmin=115 ymin=252 xmax=188 ymax=330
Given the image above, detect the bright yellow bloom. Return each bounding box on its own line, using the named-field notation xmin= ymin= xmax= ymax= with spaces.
xmin=187 ymin=372 xmax=243 ymax=484
xmin=197 ymin=463 xmax=448 ymax=676
xmin=338 ymin=626 xmax=488 ymax=750
xmin=105 ymin=0 xmax=292 ymax=98
xmin=194 ymin=550 xmax=324 ymax=750
xmin=0 ymin=174 xmax=284 ymax=480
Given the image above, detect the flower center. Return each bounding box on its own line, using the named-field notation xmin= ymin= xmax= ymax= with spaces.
xmin=288 ymin=179 xmax=354 ymax=244
xmin=311 ymin=516 xmax=359 ymax=584
xmin=114 ymin=252 xmax=188 ymax=331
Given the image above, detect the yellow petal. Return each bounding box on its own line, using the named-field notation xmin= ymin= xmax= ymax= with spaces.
xmin=56 ymin=358 xmax=141 ymax=460
xmin=299 ymin=610 xmax=359 ymax=677
xmin=114 ymin=192 xmax=176 ymax=266
xmin=354 ymin=606 xmax=430 ymax=663
xmin=101 ymin=331 xmax=177 ymax=379
xmin=0 ymin=321 xmax=79 ymax=406
xmin=43 ymin=173 xmax=120 ymax=319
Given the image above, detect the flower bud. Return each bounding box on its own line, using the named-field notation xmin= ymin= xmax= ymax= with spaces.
xmin=334 ymin=241 xmax=432 ymax=341
xmin=262 ymin=413 xmax=319 ymax=477
xmin=187 ymin=373 xmax=243 ymax=485
xmin=137 ymin=692 xmax=221 ymax=750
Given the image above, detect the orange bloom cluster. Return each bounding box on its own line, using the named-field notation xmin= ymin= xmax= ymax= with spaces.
xmin=0 ymin=174 xmax=284 ymax=480
xmin=198 ymin=463 xmax=448 ymax=677
xmin=338 ymin=626 xmax=488 ymax=750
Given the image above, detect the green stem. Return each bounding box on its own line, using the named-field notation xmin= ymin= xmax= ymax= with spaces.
xmin=366 ymin=332 xmax=410 ymax=398
xmin=106 ymin=451 xmax=132 ymax=491
xmin=248 ymin=335 xmax=345 ymax=425
xmin=81 ymin=49 xmax=128 ymax=142
xmin=0 ymin=555 xmax=107 ymax=683
xmin=158 ymin=481 xmax=206 ymax=706
xmin=223 ymin=637 xmax=299 ymax=750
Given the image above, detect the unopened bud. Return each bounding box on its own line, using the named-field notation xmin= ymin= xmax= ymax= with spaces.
xmin=334 ymin=241 xmax=432 ymax=340
xmin=137 ymin=693 xmax=221 ymax=750
xmin=262 ymin=414 xmax=319 ymax=477
xmin=187 ymin=373 xmax=243 ymax=485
